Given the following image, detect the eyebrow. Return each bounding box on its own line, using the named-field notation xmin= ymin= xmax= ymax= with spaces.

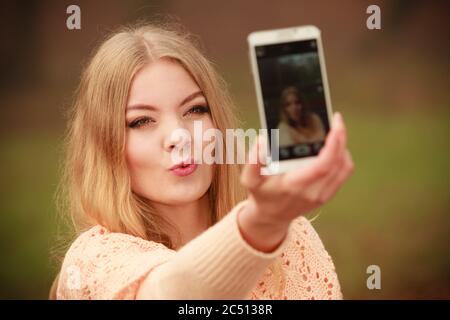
xmin=127 ymin=91 xmax=205 ymax=112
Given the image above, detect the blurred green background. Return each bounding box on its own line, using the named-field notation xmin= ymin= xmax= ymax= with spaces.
xmin=0 ymin=0 xmax=449 ymax=299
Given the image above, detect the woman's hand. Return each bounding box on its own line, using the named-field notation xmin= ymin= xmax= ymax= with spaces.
xmin=238 ymin=112 xmax=354 ymax=252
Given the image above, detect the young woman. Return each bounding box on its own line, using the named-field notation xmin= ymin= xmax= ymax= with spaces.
xmin=277 ymin=86 xmax=326 ymax=147
xmin=53 ymin=22 xmax=354 ymax=300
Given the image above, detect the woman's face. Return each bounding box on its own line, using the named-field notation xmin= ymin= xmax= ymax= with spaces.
xmin=283 ymin=93 xmax=303 ymax=122
xmin=125 ymin=58 xmax=214 ymax=206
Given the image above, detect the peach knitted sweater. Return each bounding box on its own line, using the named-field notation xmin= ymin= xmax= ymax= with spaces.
xmin=56 ymin=200 xmax=343 ymax=300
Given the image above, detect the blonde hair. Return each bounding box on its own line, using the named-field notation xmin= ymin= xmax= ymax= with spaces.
xmin=55 ymin=19 xmax=285 ymax=298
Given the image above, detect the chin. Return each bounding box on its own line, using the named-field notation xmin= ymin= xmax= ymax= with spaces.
xmin=161 ymin=192 xmax=206 ymax=206
xmin=159 ymin=181 xmax=209 ymax=204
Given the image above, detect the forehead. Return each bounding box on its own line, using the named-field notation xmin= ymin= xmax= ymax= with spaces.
xmin=285 ymin=93 xmax=299 ymax=101
xmin=127 ymin=58 xmax=201 ymax=108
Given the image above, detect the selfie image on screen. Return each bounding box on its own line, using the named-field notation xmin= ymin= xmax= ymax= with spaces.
xmin=255 ymin=40 xmax=330 ymax=160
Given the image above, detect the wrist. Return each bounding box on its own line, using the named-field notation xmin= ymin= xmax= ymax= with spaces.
xmin=237 ymin=200 xmax=290 ymax=253
xmin=245 ymin=196 xmax=291 ymax=230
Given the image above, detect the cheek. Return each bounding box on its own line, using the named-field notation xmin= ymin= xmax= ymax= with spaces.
xmin=126 ymin=132 xmax=159 ymax=174
xmin=197 ymin=161 xmax=215 ymax=194
xmin=189 ymin=117 xmax=216 ymax=155
xmin=126 ymin=131 xmax=169 ymax=201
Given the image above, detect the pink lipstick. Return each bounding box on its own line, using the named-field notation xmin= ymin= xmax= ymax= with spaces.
xmin=169 ymin=159 xmax=198 ymax=177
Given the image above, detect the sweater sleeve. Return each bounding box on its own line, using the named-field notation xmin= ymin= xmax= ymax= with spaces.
xmin=139 ymin=199 xmax=293 ymax=300
xmin=57 ymin=199 xmax=293 ymax=300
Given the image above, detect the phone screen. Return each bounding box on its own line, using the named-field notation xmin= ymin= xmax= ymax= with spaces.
xmin=254 ymin=39 xmax=330 ymax=160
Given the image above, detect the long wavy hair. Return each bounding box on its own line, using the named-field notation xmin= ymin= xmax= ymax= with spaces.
xmin=54 ymin=19 xmax=285 ymax=298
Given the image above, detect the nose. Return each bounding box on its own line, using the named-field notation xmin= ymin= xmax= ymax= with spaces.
xmin=163 ymin=118 xmax=192 ymax=153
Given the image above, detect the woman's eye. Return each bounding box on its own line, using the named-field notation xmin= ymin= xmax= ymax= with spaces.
xmin=185 ymin=105 xmax=210 ymax=117
xmin=128 ymin=117 xmax=154 ymax=129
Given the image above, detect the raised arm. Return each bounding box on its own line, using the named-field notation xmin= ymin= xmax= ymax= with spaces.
xmin=136 ymin=199 xmax=292 ymax=299
xmin=137 ymin=112 xmax=353 ymax=300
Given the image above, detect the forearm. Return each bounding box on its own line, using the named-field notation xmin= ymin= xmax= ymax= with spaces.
xmin=237 ymin=199 xmax=290 ymax=253
xmin=137 ymin=200 xmax=292 ymax=300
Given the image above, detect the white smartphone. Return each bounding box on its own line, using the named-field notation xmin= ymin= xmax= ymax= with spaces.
xmin=248 ymin=25 xmax=334 ymax=174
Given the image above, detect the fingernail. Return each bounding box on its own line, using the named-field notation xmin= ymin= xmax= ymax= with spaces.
xmin=333 ymin=112 xmax=340 ymax=124
xmin=336 ymin=112 xmax=344 ymax=126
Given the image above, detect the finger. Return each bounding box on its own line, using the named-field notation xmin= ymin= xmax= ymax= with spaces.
xmin=240 ymin=134 xmax=268 ymax=190
xmin=316 ymin=112 xmax=348 ymax=181
xmin=303 ymin=134 xmax=346 ymax=197
xmin=285 ymin=112 xmax=343 ymax=185
xmin=307 ymin=112 xmax=346 ymax=178
xmin=322 ymin=113 xmax=348 ymax=175
xmin=338 ymin=113 xmax=347 ymax=150
xmin=317 ymin=112 xmax=346 ymax=168
xmin=318 ymin=149 xmax=354 ymax=201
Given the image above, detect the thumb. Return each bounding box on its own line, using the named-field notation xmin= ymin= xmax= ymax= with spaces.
xmin=240 ymin=134 xmax=267 ymax=191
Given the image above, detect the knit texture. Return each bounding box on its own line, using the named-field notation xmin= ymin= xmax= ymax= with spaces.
xmin=56 ymin=200 xmax=342 ymax=300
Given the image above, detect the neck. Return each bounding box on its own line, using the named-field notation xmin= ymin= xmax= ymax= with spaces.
xmin=151 ymin=193 xmax=211 ymax=250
